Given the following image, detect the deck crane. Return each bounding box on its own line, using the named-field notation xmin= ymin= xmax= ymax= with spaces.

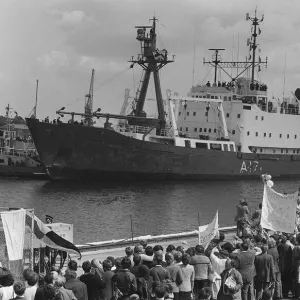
xmin=84 ymin=69 xmax=95 ymax=126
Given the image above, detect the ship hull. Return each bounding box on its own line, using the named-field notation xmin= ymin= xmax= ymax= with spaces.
xmin=0 ymin=165 xmax=47 ymax=178
xmin=26 ymin=118 xmax=300 ymax=181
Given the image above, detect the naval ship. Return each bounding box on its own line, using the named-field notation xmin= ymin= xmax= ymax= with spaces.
xmin=26 ymin=14 xmax=300 ymax=181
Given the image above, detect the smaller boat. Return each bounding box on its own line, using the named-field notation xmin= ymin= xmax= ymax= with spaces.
xmin=0 ymin=105 xmax=46 ymax=178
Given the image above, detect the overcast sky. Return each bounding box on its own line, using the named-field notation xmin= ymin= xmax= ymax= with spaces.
xmin=0 ymin=0 xmax=299 ymax=120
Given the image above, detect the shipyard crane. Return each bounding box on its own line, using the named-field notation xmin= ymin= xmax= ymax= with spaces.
xmin=84 ymin=69 xmax=95 ymax=126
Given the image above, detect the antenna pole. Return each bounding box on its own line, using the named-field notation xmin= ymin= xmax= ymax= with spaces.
xmin=34 ymin=79 xmax=39 ymax=118
xmin=283 ymin=52 xmax=286 ymax=101
xmin=207 ymin=49 xmax=225 ymax=85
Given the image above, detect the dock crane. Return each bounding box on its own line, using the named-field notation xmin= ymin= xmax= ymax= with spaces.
xmin=84 ymin=69 xmax=95 ymax=126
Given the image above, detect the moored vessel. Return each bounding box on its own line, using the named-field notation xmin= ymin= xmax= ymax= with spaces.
xmin=26 ymin=14 xmax=300 ymax=181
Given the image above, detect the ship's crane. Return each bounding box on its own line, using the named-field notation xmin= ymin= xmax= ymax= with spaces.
xmin=84 ymin=69 xmax=95 ymax=126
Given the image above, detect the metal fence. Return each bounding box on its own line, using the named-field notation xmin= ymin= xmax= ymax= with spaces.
xmin=0 ymin=208 xmax=34 ymax=280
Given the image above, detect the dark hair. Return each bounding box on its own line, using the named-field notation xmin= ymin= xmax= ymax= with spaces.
xmin=153 ymin=245 xmax=164 ymax=252
xmin=182 ymin=253 xmax=191 ymax=265
xmin=241 ymin=241 xmax=249 ymax=251
xmin=174 ymin=251 xmax=182 ymax=263
xmin=125 ymin=247 xmax=133 ymax=256
xmin=219 ymin=232 xmax=225 ymax=242
xmin=82 ymin=261 xmax=92 ymax=273
xmin=121 ymin=257 xmax=132 ymax=269
xmin=65 ymin=270 xmax=77 ymax=280
xmin=0 ymin=273 xmax=14 ymax=287
xmin=133 ymin=254 xmax=141 ymax=266
xmin=145 ymin=246 xmax=153 ymax=256
xmin=254 ymin=235 xmax=262 ymax=244
xmin=166 ymin=245 xmax=175 ymax=253
xmin=222 ymin=242 xmax=234 ymax=253
xmin=195 ymin=245 xmax=204 ymax=254
xmin=44 ymin=284 xmax=56 ymax=300
xmin=103 ymin=259 xmax=113 ymax=271
xmin=107 ymin=256 xmax=115 ymax=266
xmin=199 ymin=287 xmax=212 ymax=300
xmin=262 ymin=289 xmax=272 ymax=300
xmin=13 ymin=281 xmax=26 ymax=296
xmin=186 ymin=247 xmax=195 ymax=257
xmin=155 ymin=284 xmax=166 ymax=298
xmin=38 ymin=274 xmax=45 ymax=288
xmin=27 ymin=272 xmax=39 ymax=286
xmin=115 ymin=257 xmax=122 ymax=269
xmin=68 ymin=260 xmax=77 ymax=271
xmin=44 ymin=273 xmax=54 ymax=284
xmin=176 ymin=246 xmax=184 ymax=254
xmin=23 ymin=268 xmax=32 ymax=281
xmin=154 ymin=254 xmax=163 ymax=265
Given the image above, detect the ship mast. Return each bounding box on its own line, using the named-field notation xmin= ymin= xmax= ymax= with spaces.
xmin=203 ymin=10 xmax=267 ymax=84
xmin=129 ymin=17 xmax=174 ymax=130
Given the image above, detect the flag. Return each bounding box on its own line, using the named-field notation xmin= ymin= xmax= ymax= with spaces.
xmin=1 ymin=209 xmax=26 ymax=276
xmin=261 ymin=184 xmax=298 ymax=233
xmin=198 ymin=211 xmax=219 ymax=249
xmin=25 ymin=213 xmax=81 ymax=258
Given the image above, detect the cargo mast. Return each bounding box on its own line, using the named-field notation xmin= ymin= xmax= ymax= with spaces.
xmin=84 ymin=69 xmax=95 ymax=126
xmin=129 ymin=17 xmax=174 ymax=130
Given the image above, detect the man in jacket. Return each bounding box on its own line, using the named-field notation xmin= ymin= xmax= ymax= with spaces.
xmin=254 ymin=245 xmax=275 ymax=300
xmin=65 ymin=269 xmax=88 ymax=300
xmin=236 ymin=241 xmax=256 ymax=300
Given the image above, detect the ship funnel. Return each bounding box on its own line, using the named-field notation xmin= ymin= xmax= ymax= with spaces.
xmin=295 ymin=88 xmax=300 ymax=100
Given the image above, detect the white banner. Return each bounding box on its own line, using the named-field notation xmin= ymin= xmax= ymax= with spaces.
xmin=261 ymin=184 xmax=298 ymax=233
xmin=1 ymin=209 xmax=26 ymax=260
xmin=198 ymin=211 xmax=219 ymax=248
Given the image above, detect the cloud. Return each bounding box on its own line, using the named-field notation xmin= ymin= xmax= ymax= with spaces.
xmin=58 ymin=10 xmax=86 ymax=29
xmin=37 ymin=50 xmax=69 ymax=68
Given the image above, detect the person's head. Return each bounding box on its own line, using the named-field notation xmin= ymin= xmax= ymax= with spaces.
xmin=153 ymin=245 xmax=164 ymax=253
xmin=103 ymin=259 xmax=113 ymax=271
xmin=91 ymin=258 xmax=103 ymax=272
xmin=38 ymin=274 xmax=45 ymax=288
xmin=133 ymin=254 xmax=141 ymax=266
xmin=54 ymin=275 xmax=66 ymax=288
xmin=155 ymin=284 xmax=166 ymax=299
xmin=68 ymin=260 xmax=77 ymax=271
xmin=166 ymin=244 xmax=175 ymax=253
xmin=140 ymin=240 xmax=147 ymax=249
xmin=182 ymin=253 xmax=191 ymax=266
xmin=82 ymin=261 xmax=92 ymax=273
xmin=176 ymin=246 xmax=184 ymax=254
xmin=174 ymin=251 xmax=182 ymax=263
xmin=199 ymin=287 xmax=212 ymax=300
xmin=225 ymin=258 xmax=235 ymax=270
xmin=65 ymin=270 xmax=77 ymax=281
xmin=44 ymin=284 xmax=56 ymax=300
xmin=0 ymin=273 xmax=14 ymax=287
xmin=27 ymin=272 xmax=39 ymax=287
xmin=165 ymin=252 xmax=174 ymax=266
xmin=154 ymin=253 xmax=163 ymax=265
xmin=222 ymin=242 xmax=234 ymax=253
xmin=241 ymin=199 xmax=248 ymax=206
xmin=219 ymin=232 xmax=225 ymax=242
xmin=186 ymin=247 xmax=195 ymax=257
xmin=107 ymin=256 xmax=115 ymax=266
xmin=23 ymin=268 xmax=32 ymax=281
xmin=13 ymin=281 xmax=26 ymax=296
xmin=145 ymin=246 xmax=153 ymax=257
xmin=262 ymin=289 xmax=272 ymax=300
xmin=241 ymin=241 xmax=249 ymax=251
xmin=254 ymin=235 xmax=262 ymax=244
xmin=261 ymin=245 xmax=268 ymax=253
xmin=268 ymin=238 xmax=276 ymax=249
xmin=125 ymin=247 xmax=133 ymax=256
xmin=195 ymin=245 xmax=204 ymax=255
xmin=121 ymin=257 xmax=132 ymax=269
xmin=44 ymin=273 xmax=54 ymax=285
xmin=138 ymin=265 xmax=150 ymax=280
xmin=134 ymin=245 xmax=143 ymax=254
xmin=281 ymin=235 xmax=287 ymax=243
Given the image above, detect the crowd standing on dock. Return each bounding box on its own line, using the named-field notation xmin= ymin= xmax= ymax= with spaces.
xmin=1 ymin=201 xmax=300 ymax=300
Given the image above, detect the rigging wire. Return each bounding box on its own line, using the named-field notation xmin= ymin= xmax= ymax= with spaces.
xmin=200 ymin=66 xmax=214 ymax=85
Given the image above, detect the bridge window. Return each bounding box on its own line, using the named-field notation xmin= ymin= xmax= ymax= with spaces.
xmin=295 ymin=135 xmax=297 ymax=139
xmin=196 ymin=95 xmax=199 ymax=98
xmin=269 ymin=133 xmax=271 ymax=137
xmin=260 ymin=149 xmax=263 ymax=153
xmin=264 ymin=133 xmax=266 ymax=137
xmin=230 ymin=144 xmax=234 ymax=151
xmin=279 ymin=134 xmax=282 ymax=138
xmin=199 ymin=128 xmax=202 ymax=132
xmin=281 ymin=149 xmax=283 ymax=153
xmin=208 ymin=128 xmax=211 ymax=133
xmin=211 ymin=96 xmax=215 ymax=99
xmin=179 ymin=112 xmax=181 ymax=116
xmin=187 ymin=112 xmax=189 ymax=116
xmin=255 ymin=116 xmax=258 ymax=120
xmin=210 ymin=143 xmax=222 ymax=150
xmin=273 ymin=149 xmax=276 ymax=154
xmin=232 ymin=130 xmax=235 ymax=134
xmin=293 ymin=150 xmax=296 ymax=154
xmin=298 ymin=150 xmax=300 ymax=154
xmin=194 ymin=128 xmax=197 ymax=132
xmin=261 ymin=116 xmax=264 ymax=121
xmin=223 ymin=144 xmax=228 ymax=151
xmin=186 ymin=127 xmax=188 ymax=132
xmin=185 ymin=140 xmax=191 ymax=148
xmin=224 ymin=96 xmax=227 ymax=101
xmin=287 ymin=134 xmax=290 ymax=138
xmin=193 ymin=112 xmax=196 ymax=116
xmin=226 ymin=113 xmax=230 ymax=118
xmin=196 ymin=142 xmax=208 ymax=149
xmin=179 ymin=127 xmax=182 ymax=131
xmin=204 ymin=128 xmax=207 ymax=132
xmin=286 ymin=149 xmax=288 ymax=154
xmin=214 ymin=129 xmax=216 ymax=133
xmin=237 ymin=114 xmax=241 ymax=118
xmin=256 ymin=132 xmax=258 ymax=137
xmin=228 ymin=97 xmax=232 ymax=101
xmin=247 ymin=131 xmax=250 ymax=136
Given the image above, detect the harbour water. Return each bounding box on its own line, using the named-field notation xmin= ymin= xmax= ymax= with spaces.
xmin=0 ymin=177 xmax=299 ymax=244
